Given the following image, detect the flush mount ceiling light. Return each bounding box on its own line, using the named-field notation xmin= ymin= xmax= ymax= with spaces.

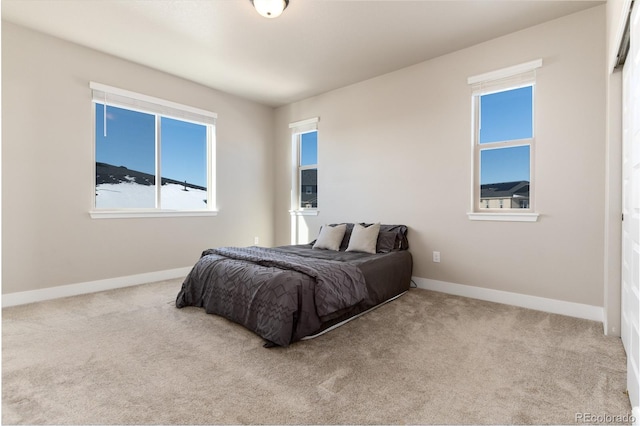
xmin=251 ymin=0 xmax=289 ymax=18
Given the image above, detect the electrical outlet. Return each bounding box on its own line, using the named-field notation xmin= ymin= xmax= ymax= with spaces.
xmin=433 ymin=251 xmax=441 ymax=263
xmin=254 ymin=237 xmax=259 ymax=245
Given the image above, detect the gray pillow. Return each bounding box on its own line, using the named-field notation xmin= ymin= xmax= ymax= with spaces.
xmin=313 ymin=224 xmax=347 ymax=251
xmin=346 ymin=223 xmax=380 ymax=254
xmin=376 ymin=231 xmax=397 ymax=253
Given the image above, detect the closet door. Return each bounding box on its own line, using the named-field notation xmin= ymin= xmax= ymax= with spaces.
xmin=621 ymin=3 xmax=640 ymax=417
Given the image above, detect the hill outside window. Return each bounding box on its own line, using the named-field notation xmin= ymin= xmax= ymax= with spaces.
xmin=468 ymin=60 xmax=542 ymax=222
xmin=90 ymin=82 xmax=217 ymax=219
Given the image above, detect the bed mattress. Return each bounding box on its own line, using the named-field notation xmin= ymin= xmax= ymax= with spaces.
xmin=176 ymin=243 xmax=412 ymax=347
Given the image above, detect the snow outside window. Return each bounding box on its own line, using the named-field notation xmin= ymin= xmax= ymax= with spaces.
xmin=90 ymin=83 xmax=216 ymax=217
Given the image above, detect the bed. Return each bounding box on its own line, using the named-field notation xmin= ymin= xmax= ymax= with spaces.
xmin=175 ymin=223 xmax=412 ymax=347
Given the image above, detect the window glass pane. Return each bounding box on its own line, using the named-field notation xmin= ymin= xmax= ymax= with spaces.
xmin=300 ymin=168 xmax=317 ymax=208
xmin=160 ymin=117 xmax=208 ymax=210
xmin=479 ymin=86 xmax=532 ymax=144
xmin=95 ymin=104 xmax=156 ymax=208
xmin=300 ymin=131 xmax=318 ymax=166
xmin=480 ymin=145 xmax=530 ymax=209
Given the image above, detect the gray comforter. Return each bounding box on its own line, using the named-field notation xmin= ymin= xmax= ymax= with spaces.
xmin=176 ymin=246 xmax=369 ymax=346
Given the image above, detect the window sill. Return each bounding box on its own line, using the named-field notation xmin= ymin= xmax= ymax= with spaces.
xmin=467 ymin=212 xmax=539 ymax=222
xmin=90 ymin=210 xmax=218 ymax=219
xmin=289 ymin=209 xmax=319 ymax=216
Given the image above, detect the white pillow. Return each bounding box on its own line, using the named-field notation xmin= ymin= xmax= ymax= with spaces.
xmin=313 ymin=224 xmax=347 ymax=251
xmin=346 ymin=223 xmax=380 ymax=254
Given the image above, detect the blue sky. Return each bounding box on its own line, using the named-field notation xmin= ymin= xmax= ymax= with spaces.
xmin=161 ymin=117 xmax=207 ymax=187
xmin=95 ymin=88 xmax=528 ymax=189
xmin=480 ymin=145 xmax=530 ymax=185
xmin=479 ymin=86 xmax=532 ymax=185
xmin=95 ymin=104 xmax=207 ymax=187
xmin=300 ymin=131 xmax=318 ymax=166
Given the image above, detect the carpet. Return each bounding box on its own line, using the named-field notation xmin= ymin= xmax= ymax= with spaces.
xmin=2 ymin=279 xmax=632 ymax=425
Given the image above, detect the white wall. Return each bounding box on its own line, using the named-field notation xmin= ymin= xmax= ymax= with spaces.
xmin=275 ymin=6 xmax=607 ymax=308
xmin=1 ymin=22 xmax=275 ymax=295
xmin=2 ymin=6 xmax=612 ymax=313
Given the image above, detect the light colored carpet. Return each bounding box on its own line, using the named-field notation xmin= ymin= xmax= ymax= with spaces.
xmin=2 ymin=279 xmax=632 ymax=425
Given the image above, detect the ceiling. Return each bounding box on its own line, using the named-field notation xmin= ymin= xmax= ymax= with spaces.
xmin=2 ymin=0 xmax=603 ymax=107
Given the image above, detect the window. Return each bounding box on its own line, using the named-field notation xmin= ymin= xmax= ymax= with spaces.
xmin=90 ymin=82 xmax=216 ymax=218
xmin=299 ymin=131 xmax=318 ymax=209
xmin=468 ymin=60 xmax=542 ymax=222
xmin=289 ymin=117 xmax=319 ymax=214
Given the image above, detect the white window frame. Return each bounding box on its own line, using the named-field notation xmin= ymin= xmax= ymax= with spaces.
xmin=298 ymin=134 xmax=318 ymax=209
xmin=467 ymin=60 xmax=542 ymax=223
xmin=89 ymin=82 xmax=217 ymax=219
xmin=289 ymin=117 xmax=319 ymax=216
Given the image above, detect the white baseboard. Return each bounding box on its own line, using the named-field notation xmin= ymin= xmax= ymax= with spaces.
xmin=412 ymin=277 xmax=604 ymax=323
xmin=2 ymin=267 xmax=192 ymax=308
xmin=3 ymin=271 xmax=604 ymax=323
